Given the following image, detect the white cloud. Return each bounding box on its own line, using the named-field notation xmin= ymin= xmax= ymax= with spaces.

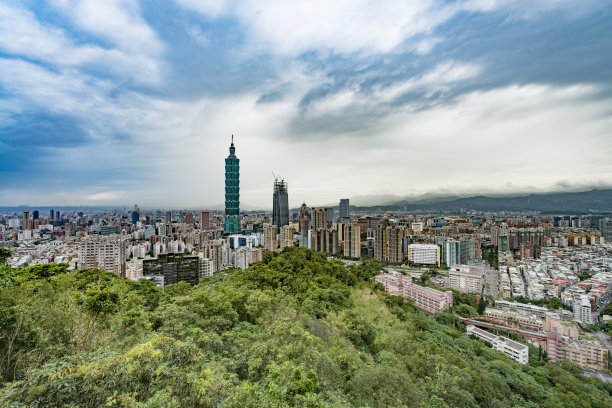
xmin=175 ymin=0 xmax=457 ymax=55
xmin=301 ymin=61 xmax=482 ymax=120
xmin=49 ymin=0 xmax=163 ymax=55
xmin=0 ymin=3 xmax=162 ymax=84
xmin=174 ymin=0 xmax=228 ymax=18
xmin=84 ymin=191 xmax=121 ymax=201
xmin=172 ymin=0 xmax=598 ymax=56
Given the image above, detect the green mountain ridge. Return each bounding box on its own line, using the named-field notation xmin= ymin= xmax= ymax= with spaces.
xmin=1 ymin=248 xmax=611 ymax=407
xmin=350 ymin=189 xmax=612 ymax=213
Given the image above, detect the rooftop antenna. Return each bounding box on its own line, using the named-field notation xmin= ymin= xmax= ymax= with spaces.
xmin=231 ymin=134 xmax=234 ymax=146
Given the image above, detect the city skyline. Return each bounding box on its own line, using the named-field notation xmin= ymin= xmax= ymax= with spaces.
xmin=1 ymin=1 xmax=612 ymax=208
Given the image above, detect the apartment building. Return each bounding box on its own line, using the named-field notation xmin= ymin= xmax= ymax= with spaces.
xmin=449 ymin=264 xmax=485 ymax=294
xmin=467 ymin=325 xmax=529 ymax=364
xmin=375 ymin=272 xmax=452 ymax=313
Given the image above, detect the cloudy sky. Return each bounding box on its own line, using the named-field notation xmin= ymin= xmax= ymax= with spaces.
xmin=1 ymin=0 xmax=611 ymax=209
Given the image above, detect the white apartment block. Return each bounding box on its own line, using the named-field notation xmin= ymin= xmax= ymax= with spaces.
xmin=409 ymin=244 xmax=440 ymax=266
xmin=199 ymin=258 xmax=214 ymax=278
xmin=449 ymin=264 xmax=485 ymax=294
xmin=467 ymin=325 xmax=529 ymax=364
xmin=573 ymin=294 xmax=593 ymax=324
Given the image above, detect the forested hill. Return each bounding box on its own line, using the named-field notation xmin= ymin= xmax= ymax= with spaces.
xmin=1 ymin=248 xmax=612 ymax=407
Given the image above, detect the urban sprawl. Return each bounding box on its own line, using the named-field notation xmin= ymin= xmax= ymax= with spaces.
xmin=3 ymin=140 xmax=612 ymax=373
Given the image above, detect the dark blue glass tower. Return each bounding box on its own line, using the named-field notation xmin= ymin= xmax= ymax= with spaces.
xmin=224 ymin=136 xmax=241 ymax=234
xmin=131 ymin=204 xmax=140 ymax=225
xmin=272 ymin=179 xmax=289 ymax=233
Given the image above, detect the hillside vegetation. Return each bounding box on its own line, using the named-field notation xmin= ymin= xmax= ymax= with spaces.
xmin=1 ymin=247 xmax=611 ymax=407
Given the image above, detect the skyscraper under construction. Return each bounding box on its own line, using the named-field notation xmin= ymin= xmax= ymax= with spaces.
xmin=272 ymin=178 xmax=289 ymax=233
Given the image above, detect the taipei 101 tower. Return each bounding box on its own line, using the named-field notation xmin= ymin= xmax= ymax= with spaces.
xmin=224 ymin=135 xmax=241 ymax=234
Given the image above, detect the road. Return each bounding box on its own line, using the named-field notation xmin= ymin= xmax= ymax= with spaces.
xmin=595 ymin=330 xmax=612 ymax=354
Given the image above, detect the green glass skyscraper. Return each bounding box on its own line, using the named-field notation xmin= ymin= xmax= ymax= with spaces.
xmin=224 ymin=136 xmax=241 ymax=234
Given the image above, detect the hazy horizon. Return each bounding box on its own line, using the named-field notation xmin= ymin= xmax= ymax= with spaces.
xmin=2 ymin=184 xmax=612 ymax=211
xmin=1 ymin=1 xmax=611 ymax=208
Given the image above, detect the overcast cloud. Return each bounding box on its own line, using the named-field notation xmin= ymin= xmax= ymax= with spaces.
xmin=0 ymin=0 xmax=611 ymax=208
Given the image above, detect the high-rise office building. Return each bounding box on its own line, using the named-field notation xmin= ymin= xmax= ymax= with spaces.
xmin=272 ymin=179 xmax=289 ymax=232
xmin=22 ymin=210 xmax=31 ymax=221
xmin=339 ymin=199 xmax=350 ymax=222
xmin=224 ymin=136 xmax=241 ymax=234
xmin=201 ymin=211 xmax=210 ymax=229
xmin=131 ymin=204 xmax=140 ymax=225
xmin=56 ymin=211 xmax=60 ymax=221
xmin=600 ymin=219 xmax=612 ymax=242
xmin=459 ymin=238 xmax=476 ymax=264
xmin=325 ymin=208 xmax=334 ymax=226
xmin=50 ymin=209 xmax=54 ymax=220
xmin=32 ymin=210 xmax=39 ymax=220
xmin=143 ymin=253 xmax=200 ymax=287
xmin=186 ymin=212 xmax=193 ymax=224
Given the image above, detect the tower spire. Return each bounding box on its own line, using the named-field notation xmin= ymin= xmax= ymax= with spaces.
xmin=231 ymin=134 xmax=234 ymax=146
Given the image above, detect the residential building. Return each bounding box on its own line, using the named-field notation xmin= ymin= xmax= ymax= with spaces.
xmin=200 ymin=211 xmax=210 ymax=229
xmin=263 ymin=225 xmax=277 ymax=251
xmin=376 ymin=272 xmax=453 ymax=314
xmin=573 ymin=294 xmax=593 ymax=324
xmin=409 ymin=244 xmax=440 ymax=266
xmin=79 ymin=239 xmax=126 ymax=277
xmin=311 ymin=228 xmax=338 ymax=255
xmin=199 ymin=258 xmax=214 ymax=278
xmin=279 ymin=225 xmax=294 ymax=250
xmin=411 ymin=222 xmax=424 ymax=233
xmin=298 ymin=203 xmax=310 ymax=248
xmin=466 ymin=325 xmax=529 ymax=364
xmin=449 ymin=264 xmax=485 ymax=294
xmin=312 ymin=207 xmax=327 ymax=230
xmin=373 ymin=219 xmax=404 ymax=263
xmin=343 ymin=223 xmax=361 ymax=258
xmin=546 ymin=333 xmax=608 ymax=369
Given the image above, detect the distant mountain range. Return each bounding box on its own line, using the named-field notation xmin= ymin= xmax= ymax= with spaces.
xmin=347 ymin=189 xmax=612 ymax=213
xmin=3 ymin=189 xmax=612 ymax=214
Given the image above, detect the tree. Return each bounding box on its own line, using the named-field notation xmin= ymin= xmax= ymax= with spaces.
xmin=477 ymin=297 xmax=488 ymax=315
xmin=0 ymin=248 xmax=11 ymax=264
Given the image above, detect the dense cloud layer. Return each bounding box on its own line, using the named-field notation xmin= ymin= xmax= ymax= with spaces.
xmin=0 ymin=0 xmax=611 ymax=207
